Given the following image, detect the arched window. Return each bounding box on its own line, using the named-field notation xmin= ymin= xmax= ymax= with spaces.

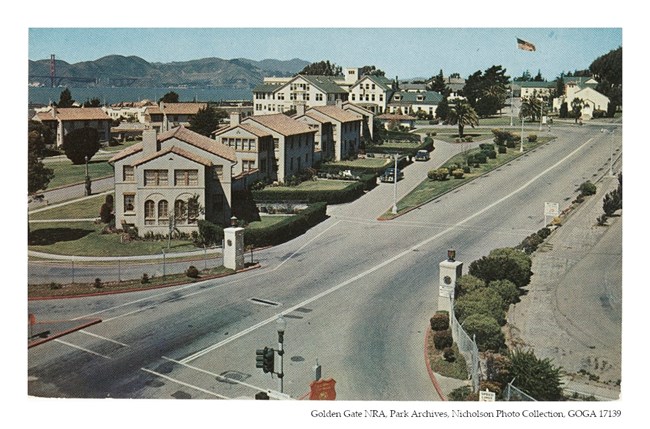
xmin=158 ymin=200 xmax=169 ymax=225
xmin=175 ymin=200 xmax=187 ymax=224
xmin=144 ymin=200 xmax=155 ymax=225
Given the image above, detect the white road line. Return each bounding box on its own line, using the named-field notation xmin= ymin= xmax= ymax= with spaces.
xmin=54 ymin=339 xmax=112 ymax=359
xmin=78 ymin=330 xmax=130 ymax=347
xmin=179 ymin=137 xmax=596 ymax=364
xmin=162 ymin=356 xmax=276 ymax=396
xmin=101 ymin=306 xmax=156 ymax=323
xmin=140 ymin=368 xmax=230 ymax=399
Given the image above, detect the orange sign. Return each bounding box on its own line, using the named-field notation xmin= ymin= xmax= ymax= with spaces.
xmin=309 ymin=378 xmax=336 ymax=400
xmin=28 ymin=314 xmax=36 ymax=326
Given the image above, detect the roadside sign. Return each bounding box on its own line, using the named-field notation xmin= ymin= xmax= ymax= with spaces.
xmin=544 ymin=202 xmax=559 ymax=217
xmin=479 ymin=389 xmax=496 ymax=402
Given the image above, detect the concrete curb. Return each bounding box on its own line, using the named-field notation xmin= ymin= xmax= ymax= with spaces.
xmin=28 ymin=318 xmax=102 ymax=348
xmin=424 ymin=326 xmax=447 ymax=401
xmin=28 ymin=263 xmax=261 ymax=301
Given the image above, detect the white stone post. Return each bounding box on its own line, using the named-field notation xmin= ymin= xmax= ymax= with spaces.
xmin=223 ymin=217 xmax=245 ymax=271
xmin=438 ymin=249 xmax=463 ymax=313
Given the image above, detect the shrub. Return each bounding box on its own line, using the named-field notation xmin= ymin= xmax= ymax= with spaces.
xmin=536 ymin=227 xmax=551 ymax=239
xmin=430 ymin=312 xmax=450 ymax=331
xmin=451 ymin=169 xmax=465 ymax=179
xmin=455 ymin=274 xmax=486 ymax=298
xmin=198 ymin=220 xmax=224 ymax=247
xmin=483 ymin=149 xmax=497 ymax=159
xmin=463 ymin=166 xmax=471 ymax=174
xmin=141 ymin=273 xmax=150 ymax=284
xmin=448 ymin=386 xmax=473 ymax=401
xmin=474 ymin=152 xmax=487 ymax=164
xmin=466 ymin=154 xmax=475 ymax=166
xmin=479 ymin=143 xmax=495 ymax=151
xmin=433 ymin=329 xmax=453 ymax=350
xmin=244 ymin=202 xmax=328 ymax=248
xmin=49 ymin=282 xmax=62 ymax=290
xmin=527 ymin=134 xmax=538 ymax=142
xmin=443 ymin=347 xmax=456 ymax=362
xmin=498 ymin=145 xmax=507 ymax=154
xmin=454 ymin=288 xmax=506 ymax=326
xmin=462 ymin=313 xmax=506 ymax=352
xmin=94 ymin=278 xmax=103 ymax=289
xmin=427 ymin=167 xmax=449 ymax=181
xmin=578 ymin=181 xmax=597 ymax=196
xmin=186 ymin=265 xmax=200 ymax=279
xmin=468 ymin=247 xmax=532 ymax=288
xmin=488 ymin=279 xmax=520 ymax=308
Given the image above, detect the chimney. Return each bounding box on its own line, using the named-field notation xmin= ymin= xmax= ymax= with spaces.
xmin=230 ymin=111 xmax=241 ymax=126
xmin=142 ymin=128 xmax=158 ymax=156
xmin=336 ymin=99 xmax=343 ymax=109
xmin=296 ymin=104 xmax=306 ymax=116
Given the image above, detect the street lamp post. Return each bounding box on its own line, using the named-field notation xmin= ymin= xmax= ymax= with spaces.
xmin=276 ymin=316 xmax=286 ymax=393
xmin=520 ymin=117 xmax=525 ymax=153
xmin=391 ymin=153 xmax=399 ymax=215
xmin=510 ymin=84 xmax=514 ymax=127
xmin=538 ymin=100 xmax=543 ymax=132
xmin=84 ymin=155 xmax=92 ymax=196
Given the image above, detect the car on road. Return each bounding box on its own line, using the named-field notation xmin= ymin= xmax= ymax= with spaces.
xmin=380 ymin=167 xmax=404 ymax=183
xmin=414 ymin=150 xmax=430 ymax=161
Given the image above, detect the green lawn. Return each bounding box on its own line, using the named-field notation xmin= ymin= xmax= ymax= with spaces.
xmin=46 ymin=159 xmax=114 ymax=189
xmin=28 ymin=221 xmax=198 ymax=257
xmin=263 ymin=179 xmax=352 ymax=192
xmin=29 ymin=193 xmax=111 ymax=221
xmin=246 ymin=215 xmax=293 ymax=230
xmin=323 ymin=158 xmax=390 ymax=169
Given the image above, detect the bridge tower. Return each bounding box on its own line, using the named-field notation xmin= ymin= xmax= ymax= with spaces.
xmin=50 ymin=54 xmax=56 ymax=88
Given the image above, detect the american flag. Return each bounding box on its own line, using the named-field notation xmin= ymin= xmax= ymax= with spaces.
xmin=517 ymin=38 xmax=536 ymax=52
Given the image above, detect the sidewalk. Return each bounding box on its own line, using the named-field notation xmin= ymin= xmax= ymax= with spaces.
xmin=507 ymin=172 xmax=622 ymax=400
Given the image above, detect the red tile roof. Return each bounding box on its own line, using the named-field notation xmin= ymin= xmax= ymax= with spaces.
xmin=158 ymin=126 xmax=237 ymax=162
xmin=244 ymin=113 xmax=315 ymax=136
xmin=53 ymin=107 xmax=112 ymax=121
xmin=132 ymin=145 xmax=213 ymax=167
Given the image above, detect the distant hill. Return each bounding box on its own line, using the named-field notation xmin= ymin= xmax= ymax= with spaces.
xmin=28 ymin=55 xmax=310 ymax=88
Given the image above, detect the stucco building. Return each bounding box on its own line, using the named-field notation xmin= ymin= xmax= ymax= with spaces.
xmin=109 ymin=126 xmax=237 ymax=236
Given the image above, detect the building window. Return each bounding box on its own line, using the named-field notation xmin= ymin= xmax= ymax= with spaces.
xmin=158 ymin=200 xmax=169 ymax=225
xmin=316 ymin=93 xmax=323 ymax=101
xmin=174 ymin=200 xmax=187 ymax=224
xmin=188 ymin=198 xmax=199 ymax=224
xmin=123 ymin=165 xmax=134 ymax=182
xmin=351 ymin=94 xmax=355 ymax=101
xmin=144 ymin=169 xmax=168 ymax=186
xmin=175 ymin=169 xmax=198 ymax=186
xmin=242 ymin=160 xmax=255 ymax=171
xmin=144 ymin=200 xmax=155 ymax=225
xmin=248 ymin=139 xmax=257 ymax=151
xmin=124 ymin=194 xmax=135 ymax=212
xmin=273 ymin=139 xmax=279 ymax=150
xmin=213 ymin=165 xmax=223 ymax=180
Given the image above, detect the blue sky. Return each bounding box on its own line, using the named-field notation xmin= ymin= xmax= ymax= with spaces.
xmin=28 ymin=27 xmax=621 ymax=81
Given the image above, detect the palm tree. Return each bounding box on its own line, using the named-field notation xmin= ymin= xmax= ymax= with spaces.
xmin=519 ymin=97 xmax=542 ymax=122
xmin=448 ymin=99 xmax=479 ymax=138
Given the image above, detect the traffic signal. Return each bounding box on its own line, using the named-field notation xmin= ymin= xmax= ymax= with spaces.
xmin=256 ymin=347 xmax=275 ymax=373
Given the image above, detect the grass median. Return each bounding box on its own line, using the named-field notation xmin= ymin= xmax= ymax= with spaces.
xmin=380 ymin=136 xmax=555 ymax=219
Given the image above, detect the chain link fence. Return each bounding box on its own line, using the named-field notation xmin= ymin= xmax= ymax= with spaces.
xmin=29 ymin=246 xmax=225 ymax=285
xmin=504 ymin=380 xmax=537 ymax=401
xmin=449 ymin=296 xmax=481 ymax=393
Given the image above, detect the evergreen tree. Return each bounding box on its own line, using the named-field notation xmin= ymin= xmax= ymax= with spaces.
xmin=188 ymin=105 xmax=226 ymax=137
xmin=57 ymin=88 xmax=75 ymax=108
xmin=61 ymin=127 xmax=100 ymax=165
xmin=300 ymin=60 xmax=342 ymax=76
xmin=159 ymin=91 xmax=180 ymax=103
xmin=28 ymin=123 xmax=54 ymax=195
xmin=507 ymin=349 xmax=564 ymax=401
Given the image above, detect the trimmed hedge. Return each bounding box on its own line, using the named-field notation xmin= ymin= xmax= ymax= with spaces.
xmin=430 ymin=312 xmax=450 ymax=331
xmin=433 ymin=329 xmax=454 ymax=350
xmin=253 ymin=181 xmax=365 ymax=205
xmin=244 ymin=202 xmax=328 ymax=248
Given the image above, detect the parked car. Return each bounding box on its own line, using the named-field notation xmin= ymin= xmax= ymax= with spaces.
xmin=415 ymin=150 xmax=430 ymax=161
xmin=380 ymin=167 xmax=404 ymax=183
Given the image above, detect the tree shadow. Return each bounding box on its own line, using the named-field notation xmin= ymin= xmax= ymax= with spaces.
xmin=28 ymin=227 xmax=94 ymax=246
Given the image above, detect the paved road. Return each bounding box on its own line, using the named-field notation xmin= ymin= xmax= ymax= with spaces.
xmin=28 ymin=122 xmax=622 ymax=401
